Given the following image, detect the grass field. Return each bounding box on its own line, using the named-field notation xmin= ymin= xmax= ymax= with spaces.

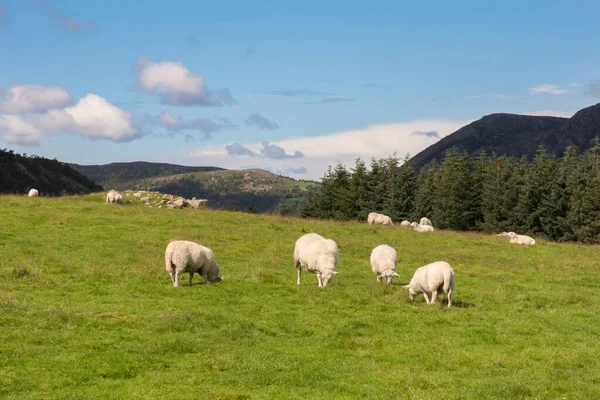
xmin=1 ymin=194 xmax=599 ymax=399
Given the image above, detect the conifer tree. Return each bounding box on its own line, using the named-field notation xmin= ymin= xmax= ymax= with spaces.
xmin=390 ymin=154 xmax=416 ymax=221
xmin=432 ymin=148 xmax=475 ymax=230
xmin=412 ymin=161 xmax=439 ymax=222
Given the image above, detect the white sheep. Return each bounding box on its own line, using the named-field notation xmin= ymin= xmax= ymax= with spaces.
xmin=106 ymin=189 xmax=123 ymax=204
xmin=367 ymin=212 xmax=394 ymax=226
xmin=294 ymin=233 xmax=338 ymax=288
xmin=164 ymin=240 xmax=222 ymax=287
xmin=507 ymin=232 xmax=536 ymax=245
xmin=370 ymin=244 xmax=400 ymax=284
xmin=419 ymin=217 xmax=432 ymax=226
xmin=404 ymin=261 xmax=456 ymax=307
xmin=400 ymin=220 xmax=412 ymax=227
xmin=411 ymin=222 xmax=435 ymax=232
xmin=28 ymin=188 xmax=39 ymax=197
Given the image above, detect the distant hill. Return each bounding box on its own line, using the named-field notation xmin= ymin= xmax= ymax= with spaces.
xmin=70 ymin=161 xmax=223 ymax=191
xmin=71 ymin=162 xmax=316 ymax=213
xmin=411 ymin=103 xmax=600 ymax=168
xmin=0 ymin=149 xmax=102 ymax=195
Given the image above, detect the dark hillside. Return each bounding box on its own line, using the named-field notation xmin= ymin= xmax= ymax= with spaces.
xmin=411 ymin=103 xmax=600 ymax=169
xmin=0 ymin=149 xmax=102 ymax=195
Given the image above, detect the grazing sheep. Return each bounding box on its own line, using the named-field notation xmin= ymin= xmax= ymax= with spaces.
xmin=411 ymin=222 xmax=435 ymax=232
xmin=106 ymin=189 xmax=123 ymax=204
xmin=294 ymin=233 xmax=338 ymax=288
xmin=507 ymin=232 xmax=536 ymax=245
xmin=370 ymin=245 xmax=400 ymax=284
xmin=368 ymin=212 xmax=394 ymax=226
xmin=404 ymin=261 xmax=456 ymax=307
xmin=164 ymin=240 xmax=222 ymax=287
xmin=400 ymin=220 xmax=412 ymax=227
xmin=28 ymin=188 xmax=39 ymax=197
xmin=419 ymin=217 xmax=432 ymax=226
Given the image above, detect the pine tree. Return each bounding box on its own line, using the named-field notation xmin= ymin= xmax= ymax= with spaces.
xmin=390 ymin=154 xmax=417 ymax=221
xmin=432 ymin=148 xmax=475 ymax=230
xmin=412 ymin=161 xmax=439 ymax=222
xmin=516 ymin=145 xmax=558 ymax=236
xmin=349 ymin=158 xmax=371 ymax=220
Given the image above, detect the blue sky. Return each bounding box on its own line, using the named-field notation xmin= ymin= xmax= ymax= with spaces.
xmin=1 ymin=0 xmax=599 ymax=179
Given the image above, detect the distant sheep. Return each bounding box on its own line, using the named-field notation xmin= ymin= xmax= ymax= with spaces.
xmin=28 ymin=189 xmax=39 ymax=197
xmin=370 ymin=245 xmax=400 ymax=284
xmin=294 ymin=233 xmax=338 ymax=288
xmin=507 ymin=232 xmax=536 ymax=245
xmin=164 ymin=240 xmax=222 ymax=287
xmin=404 ymin=261 xmax=456 ymax=307
xmin=400 ymin=220 xmax=412 ymax=227
xmin=368 ymin=212 xmax=393 ymax=226
xmin=419 ymin=217 xmax=432 ymax=226
xmin=106 ymin=189 xmax=123 ymax=204
xmin=411 ymin=222 xmax=435 ymax=232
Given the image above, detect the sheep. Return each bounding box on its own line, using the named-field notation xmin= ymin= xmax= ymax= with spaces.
xmin=164 ymin=240 xmax=222 ymax=287
xmin=106 ymin=189 xmax=123 ymax=204
xmin=370 ymin=245 xmax=400 ymax=284
xmin=411 ymin=222 xmax=434 ymax=232
xmin=404 ymin=261 xmax=456 ymax=307
xmin=294 ymin=233 xmax=338 ymax=288
xmin=367 ymin=212 xmax=393 ymax=226
xmin=507 ymin=232 xmax=536 ymax=245
xmin=496 ymin=231 xmax=515 ymax=237
xmin=419 ymin=217 xmax=432 ymax=226
xmin=400 ymin=220 xmax=412 ymax=227
xmin=28 ymin=188 xmax=39 ymax=197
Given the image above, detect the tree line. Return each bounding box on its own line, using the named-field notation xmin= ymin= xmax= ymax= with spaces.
xmin=299 ymin=142 xmax=600 ymax=243
xmin=0 ymin=148 xmax=102 ymax=195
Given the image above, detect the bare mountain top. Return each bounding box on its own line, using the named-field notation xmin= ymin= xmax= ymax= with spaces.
xmin=411 ymin=103 xmax=600 ymax=168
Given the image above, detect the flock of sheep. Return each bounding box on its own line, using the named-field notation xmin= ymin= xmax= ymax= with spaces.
xmin=24 ymin=188 xmax=536 ymax=308
xmin=165 ymin=232 xmax=456 ymax=307
xmin=369 ymin=211 xmax=536 ymax=245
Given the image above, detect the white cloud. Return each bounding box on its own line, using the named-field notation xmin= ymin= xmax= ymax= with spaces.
xmin=0 ymin=115 xmax=46 ymax=145
xmin=134 ymin=57 xmax=236 ymax=106
xmin=466 ymin=94 xmax=517 ymax=100
xmin=187 ymin=119 xmax=471 ymax=179
xmin=0 ymin=85 xmax=73 ymax=113
xmin=0 ymin=94 xmax=142 ymax=145
xmin=63 ymin=94 xmax=141 ymax=141
xmin=523 ymin=110 xmax=574 ymax=118
xmin=528 ymin=84 xmax=571 ymax=95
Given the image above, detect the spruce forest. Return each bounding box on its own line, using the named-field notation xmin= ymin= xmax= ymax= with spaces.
xmin=299 ymin=142 xmax=600 ymax=243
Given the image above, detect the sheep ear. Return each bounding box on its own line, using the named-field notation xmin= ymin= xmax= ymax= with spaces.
xmin=394 ymin=272 xmax=400 ymax=277
xmin=402 ymin=284 xmax=410 ymax=289
xmin=333 ymin=271 xmax=338 ymax=275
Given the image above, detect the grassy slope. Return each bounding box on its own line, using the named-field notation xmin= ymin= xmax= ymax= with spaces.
xmin=1 ymin=194 xmax=599 ymax=399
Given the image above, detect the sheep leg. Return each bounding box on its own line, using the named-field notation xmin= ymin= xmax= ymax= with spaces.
xmin=422 ymin=292 xmax=431 ymax=304
xmin=447 ymin=289 xmax=453 ymax=308
xmin=169 ymin=272 xmax=176 ymax=286
xmin=188 ymin=272 xmax=194 ymax=286
xmin=174 ymin=271 xmax=182 ymax=288
xmin=377 ymin=275 xmax=381 ymax=283
xmin=297 ymin=268 xmax=301 ymax=285
xmin=317 ymin=274 xmax=323 ymax=288
xmin=430 ymin=291 xmax=438 ymax=305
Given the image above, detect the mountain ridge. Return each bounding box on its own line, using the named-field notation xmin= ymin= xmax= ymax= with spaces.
xmin=411 ymin=103 xmax=600 ymax=168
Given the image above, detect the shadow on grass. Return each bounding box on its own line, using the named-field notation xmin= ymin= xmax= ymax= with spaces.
xmin=451 ymin=300 xmax=475 ymax=308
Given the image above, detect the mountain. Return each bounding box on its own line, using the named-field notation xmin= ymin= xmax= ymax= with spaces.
xmin=71 ymin=162 xmax=316 ymax=213
xmin=70 ymin=161 xmax=223 ymax=190
xmin=411 ymin=103 xmax=600 ymax=168
xmin=0 ymin=149 xmax=102 ymax=195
